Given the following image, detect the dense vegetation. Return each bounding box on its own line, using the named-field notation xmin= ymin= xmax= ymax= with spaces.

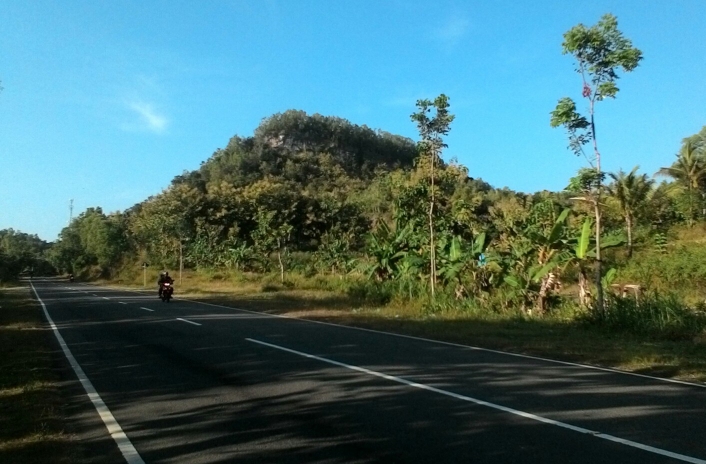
xmin=37 ymin=105 xmax=706 ymax=337
xmin=0 ymin=229 xmax=54 ymax=281
xmin=5 ymin=14 xmax=706 ymax=341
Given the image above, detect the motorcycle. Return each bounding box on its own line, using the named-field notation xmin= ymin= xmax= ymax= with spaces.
xmin=160 ymin=281 xmax=174 ymax=302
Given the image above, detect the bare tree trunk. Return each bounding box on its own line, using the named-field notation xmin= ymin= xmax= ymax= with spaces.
xmin=277 ymin=239 xmax=284 ymax=283
xmin=689 ymin=186 xmax=694 ymax=227
xmin=626 ymin=215 xmax=633 ymax=258
xmin=537 ymin=272 xmax=556 ymax=314
xmin=590 ymin=100 xmax=605 ymax=319
xmin=429 ymin=151 xmax=436 ymax=298
xmin=179 ymin=241 xmax=183 ymax=285
xmin=578 ymin=269 xmax=590 ymax=307
xmin=278 ymin=250 xmax=284 ymax=283
xmin=594 ymin=190 xmax=604 ymax=318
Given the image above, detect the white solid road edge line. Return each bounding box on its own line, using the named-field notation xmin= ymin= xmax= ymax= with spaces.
xmin=176 ymin=317 xmax=202 ymax=326
xmin=192 ymin=298 xmax=706 ymax=389
xmin=246 ymin=337 xmax=706 ymax=464
xmin=30 ymin=281 xmax=145 ymax=464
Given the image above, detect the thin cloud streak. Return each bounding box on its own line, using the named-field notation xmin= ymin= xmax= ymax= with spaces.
xmin=125 ymin=100 xmax=168 ymax=133
xmin=435 ymin=17 xmax=470 ymax=48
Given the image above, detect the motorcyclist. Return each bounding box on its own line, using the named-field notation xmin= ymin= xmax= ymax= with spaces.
xmin=68 ymin=273 xmax=74 ymax=282
xmin=157 ymin=271 xmax=174 ymax=297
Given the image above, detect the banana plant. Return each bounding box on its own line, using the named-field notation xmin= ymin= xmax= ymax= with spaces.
xmin=504 ymin=246 xmax=564 ymax=313
xmin=562 ymin=217 xmax=624 ymax=307
xmin=437 ymin=232 xmax=489 ymax=298
xmin=224 ymin=242 xmax=253 ymax=271
xmin=364 ymin=220 xmax=414 ymax=281
xmin=394 ymin=252 xmax=425 ymax=299
xmin=503 ymin=208 xmax=572 ymax=313
xmin=316 ymin=229 xmax=354 ymax=275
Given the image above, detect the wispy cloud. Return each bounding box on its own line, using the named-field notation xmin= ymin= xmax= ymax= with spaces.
xmin=125 ymin=100 xmax=168 ymax=133
xmin=434 ymin=17 xmax=470 ymax=48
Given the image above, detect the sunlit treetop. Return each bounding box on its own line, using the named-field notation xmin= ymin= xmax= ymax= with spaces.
xmin=561 ymin=13 xmax=643 ymax=101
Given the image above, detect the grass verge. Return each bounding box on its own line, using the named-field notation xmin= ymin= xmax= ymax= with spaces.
xmin=0 ymin=285 xmax=74 ymax=463
xmin=105 ymin=270 xmax=706 ymax=384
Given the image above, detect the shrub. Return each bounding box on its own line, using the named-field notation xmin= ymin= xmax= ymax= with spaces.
xmin=619 ymin=245 xmax=706 ymax=303
xmin=582 ymin=292 xmax=706 ymax=340
xmin=347 ymin=281 xmax=394 ymax=307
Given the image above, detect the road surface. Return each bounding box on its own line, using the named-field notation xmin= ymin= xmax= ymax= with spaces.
xmin=30 ymin=278 xmax=706 ymax=464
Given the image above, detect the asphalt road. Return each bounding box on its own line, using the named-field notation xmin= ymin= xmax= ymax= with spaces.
xmin=30 ymin=278 xmax=706 ymax=464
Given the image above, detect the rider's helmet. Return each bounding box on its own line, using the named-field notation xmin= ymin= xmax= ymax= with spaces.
xmin=165 ymin=271 xmax=169 ymax=277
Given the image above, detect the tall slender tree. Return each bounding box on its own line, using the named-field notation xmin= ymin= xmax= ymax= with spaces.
xmin=656 ymin=141 xmax=706 ymax=225
xmin=607 ymin=166 xmax=653 ymax=257
xmin=411 ymin=95 xmax=454 ymax=298
xmin=550 ymin=13 xmax=642 ymax=317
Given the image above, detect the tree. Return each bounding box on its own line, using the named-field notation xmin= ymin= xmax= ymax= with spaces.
xmin=129 ymin=184 xmax=204 ymax=272
xmin=683 ymin=126 xmax=706 ymax=153
xmin=251 ymin=208 xmax=294 ymax=282
xmin=656 ymin=141 xmax=706 ymax=225
xmin=550 ymin=13 xmax=642 ymax=317
xmin=0 ymin=229 xmax=53 ymax=280
xmin=411 ymin=94 xmax=455 ymax=298
xmin=607 ymin=166 xmax=653 ymax=256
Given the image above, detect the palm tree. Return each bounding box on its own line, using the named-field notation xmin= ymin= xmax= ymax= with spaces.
xmin=656 ymin=141 xmax=706 ymax=225
xmin=607 ymin=167 xmax=653 ymax=257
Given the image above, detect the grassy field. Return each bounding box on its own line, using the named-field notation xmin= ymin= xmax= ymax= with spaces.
xmin=107 ymin=270 xmax=706 ymax=384
xmin=0 ymin=284 xmax=74 ymax=463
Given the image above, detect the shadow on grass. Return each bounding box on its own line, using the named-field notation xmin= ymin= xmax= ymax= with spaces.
xmin=0 ymin=284 xmax=125 ymax=464
xmin=0 ymin=288 xmax=73 ymax=463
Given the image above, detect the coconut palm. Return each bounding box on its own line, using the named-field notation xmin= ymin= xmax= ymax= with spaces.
xmin=606 ymin=166 xmax=653 ymax=257
xmin=656 ymin=141 xmax=706 ymax=225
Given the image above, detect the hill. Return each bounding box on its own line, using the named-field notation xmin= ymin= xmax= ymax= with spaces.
xmin=173 ymin=110 xmax=419 ymax=192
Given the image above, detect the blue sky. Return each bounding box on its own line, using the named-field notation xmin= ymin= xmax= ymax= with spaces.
xmin=1 ymin=0 xmax=705 ymax=241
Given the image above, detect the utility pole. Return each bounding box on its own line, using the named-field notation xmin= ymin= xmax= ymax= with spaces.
xmin=69 ymin=199 xmax=74 ymax=225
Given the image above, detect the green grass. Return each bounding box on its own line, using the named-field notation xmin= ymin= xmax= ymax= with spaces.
xmin=617 ymin=223 xmax=706 ymax=304
xmin=0 ymin=286 xmax=75 ymax=463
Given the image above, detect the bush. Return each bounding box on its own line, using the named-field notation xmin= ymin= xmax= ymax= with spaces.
xmin=583 ymin=292 xmax=706 ymax=340
xmin=421 ymin=292 xmax=477 ymax=316
xmin=347 ymin=280 xmax=394 ymax=307
xmin=619 ymin=244 xmax=706 ymax=303
xmin=261 ymin=284 xmax=280 ymax=292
